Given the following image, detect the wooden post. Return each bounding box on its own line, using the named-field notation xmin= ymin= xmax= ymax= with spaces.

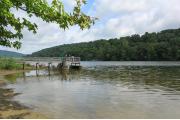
xmin=36 ymin=69 xmax=39 ymax=77
xmin=48 ymin=63 xmax=52 ymax=71
xmin=23 ymin=62 xmax=25 ymax=70
xmin=36 ymin=63 xmax=39 ymax=70
xmin=48 ymin=63 xmax=51 ymax=69
xmin=48 ymin=62 xmax=52 ymax=76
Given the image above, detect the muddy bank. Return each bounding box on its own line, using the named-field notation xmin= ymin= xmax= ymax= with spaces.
xmin=0 ymin=71 xmax=48 ymax=119
xmin=0 ymin=70 xmax=30 ymax=76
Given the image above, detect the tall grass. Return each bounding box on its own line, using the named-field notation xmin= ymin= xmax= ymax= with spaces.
xmin=0 ymin=57 xmax=22 ymax=70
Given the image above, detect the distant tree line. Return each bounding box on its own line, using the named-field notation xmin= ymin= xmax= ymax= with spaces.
xmin=30 ymin=28 xmax=180 ymax=61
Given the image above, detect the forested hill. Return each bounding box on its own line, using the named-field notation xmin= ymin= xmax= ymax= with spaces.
xmin=0 ymin=50 xmax=24 ymax=57
xmin=31 ymin=28 xmax=180 ymax=61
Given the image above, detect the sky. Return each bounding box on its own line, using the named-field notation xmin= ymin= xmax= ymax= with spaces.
xmin=1 ymin=0 xmax=180 ymax=54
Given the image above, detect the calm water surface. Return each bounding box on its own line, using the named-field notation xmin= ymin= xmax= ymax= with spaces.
xmin=5 ymin=61 xmax=180 ymax=118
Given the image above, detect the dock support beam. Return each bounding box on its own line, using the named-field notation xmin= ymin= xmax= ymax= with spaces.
xmin=22 ymin=62 xmax=25 ymax=70
xmin=48 ymin=62 xmax=52 ymax=76
xmin=48 ymin=62 xmax=52 ymax=70
xmin=36 ymin=63 xmax=39 ymax=70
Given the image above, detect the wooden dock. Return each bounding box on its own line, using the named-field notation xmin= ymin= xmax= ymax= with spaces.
xmin=19 ymin=57 xmax=81 ymax=70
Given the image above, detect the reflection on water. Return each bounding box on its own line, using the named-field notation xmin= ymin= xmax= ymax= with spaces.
xmin=5 ymin=62 xmax=180 ymax=118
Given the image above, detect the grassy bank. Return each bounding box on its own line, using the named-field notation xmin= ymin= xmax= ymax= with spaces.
xmin=0 ymin=57 xmax=42 ymax=71
xmin=0 ymin=58 xmax=21 ymax=70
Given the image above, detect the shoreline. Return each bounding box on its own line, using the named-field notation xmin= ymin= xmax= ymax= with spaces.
xmin=0 ymin=70 xmax=48 ymax=119
xmin=0 ymin=70 xmax=30 ymax=76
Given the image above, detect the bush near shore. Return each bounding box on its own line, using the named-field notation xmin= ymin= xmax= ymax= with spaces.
xmin=0 ymin=58 xmax=22 ymax=70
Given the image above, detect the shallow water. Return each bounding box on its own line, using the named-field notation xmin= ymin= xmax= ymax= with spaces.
xmin=5 ymin=61 xmax=180 ymax=118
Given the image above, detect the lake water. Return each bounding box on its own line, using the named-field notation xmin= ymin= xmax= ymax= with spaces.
xmin=5 ymin=61 xmax=180 ymax=118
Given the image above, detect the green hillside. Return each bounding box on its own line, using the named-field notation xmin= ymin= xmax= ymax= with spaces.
xmin=31 ymin=28 xmax=180 ymax=61
xmin=0 ymin=50 xmax=24 ymax=57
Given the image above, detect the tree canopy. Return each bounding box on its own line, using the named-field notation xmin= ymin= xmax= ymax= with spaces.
xmin=31 ymin=28 xmax=180 ymax=61
xmin=0 ymin=0 xmax=96 ymax=49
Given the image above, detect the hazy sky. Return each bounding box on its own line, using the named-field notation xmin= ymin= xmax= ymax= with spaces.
xmin=1 ymin=0 xmax=180 ymax=54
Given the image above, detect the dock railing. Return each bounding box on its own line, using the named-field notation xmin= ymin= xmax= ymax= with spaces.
xmin=20 ymin=57 xmax=81 ymax=63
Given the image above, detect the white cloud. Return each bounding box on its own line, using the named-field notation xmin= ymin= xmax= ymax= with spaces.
xmin=93 ymin=0 xmax=180 ymax=36
xmin=93 ymin=0 xmax=149 ymax=17
xmin=1 ymin=0 xmax=180 ymax=54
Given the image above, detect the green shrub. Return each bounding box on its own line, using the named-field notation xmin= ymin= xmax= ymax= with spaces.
xmin=0 ymin=57 xmax=22 ymax=70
